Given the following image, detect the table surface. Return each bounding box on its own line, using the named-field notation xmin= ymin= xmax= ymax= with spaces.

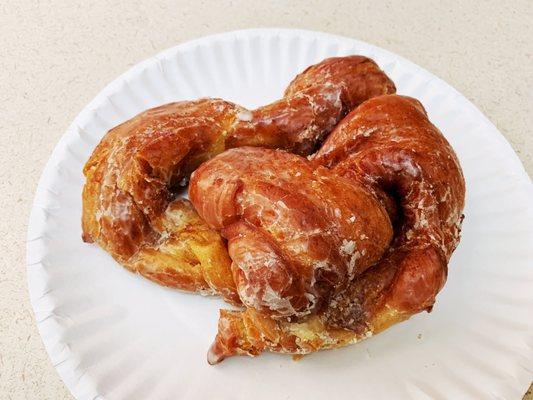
xmin=1 ymin=1 xmax=531 ymax=399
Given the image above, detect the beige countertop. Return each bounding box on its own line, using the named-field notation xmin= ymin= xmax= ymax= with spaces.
xmin=1 ymin=1 xmax=531 ymax=398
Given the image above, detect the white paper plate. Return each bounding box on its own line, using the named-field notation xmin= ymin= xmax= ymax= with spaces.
xmin=27 ymin=28 xmax=533 ymax=400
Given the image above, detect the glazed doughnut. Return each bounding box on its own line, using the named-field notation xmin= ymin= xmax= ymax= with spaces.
xmin=192 ymin=95 xmax=465 ymax=363
xmin=82 ymin=56 xmax=395 ymax=302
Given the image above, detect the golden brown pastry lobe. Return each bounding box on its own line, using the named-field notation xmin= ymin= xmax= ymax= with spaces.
xmin=189 ymin=95 xmax=465 ymax=363
xmin=82 ymin=55 xmax=395 ymax=303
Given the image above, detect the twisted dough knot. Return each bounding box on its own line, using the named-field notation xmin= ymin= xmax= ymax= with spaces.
xmin=82 ymin=56 xmax=395 ymax=303
xmin=189 ymin=95 xmax=464 ymax=363
xmin=81 ymin=55 xmax=465 ymax=364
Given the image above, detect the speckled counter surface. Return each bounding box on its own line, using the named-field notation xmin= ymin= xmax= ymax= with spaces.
xmin=0 ymin=1 xmax=531 ymax=398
